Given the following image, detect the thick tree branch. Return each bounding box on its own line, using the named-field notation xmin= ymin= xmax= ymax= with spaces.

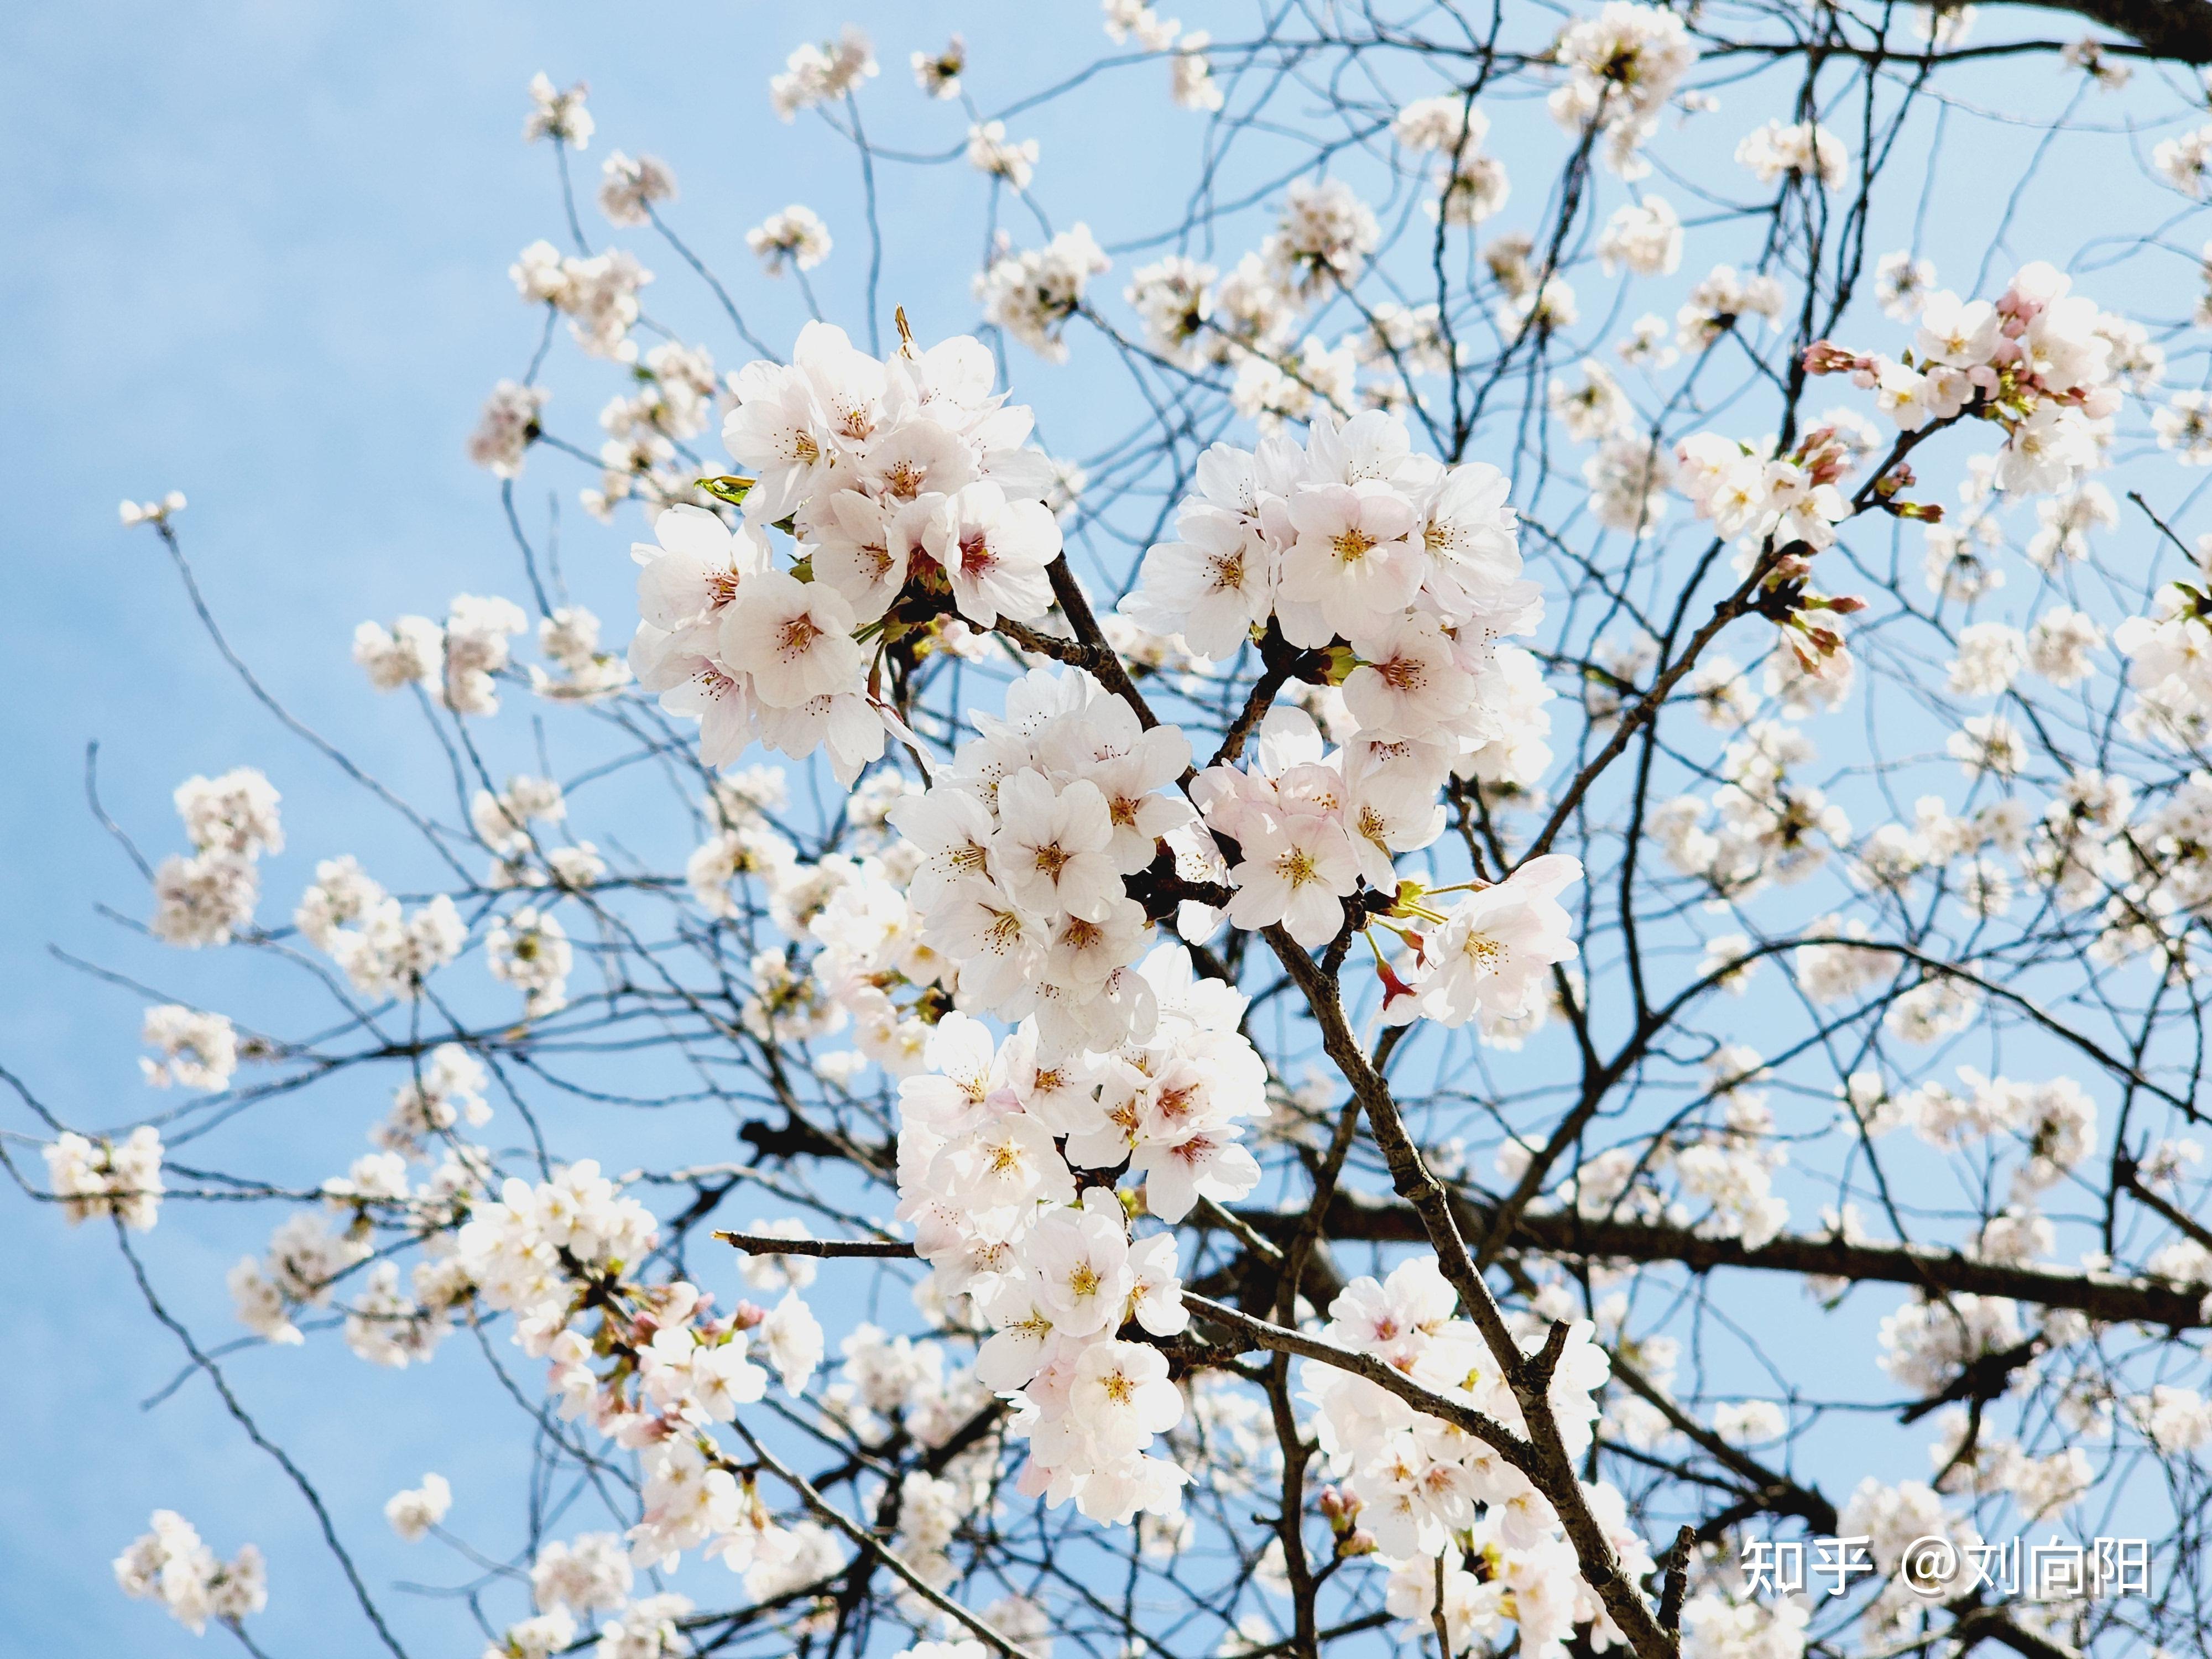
xmin=1238 ymin=1192 xmax=2212 ymax=1329
xmin=2008 ymin=0 xmax=2212 ymax=61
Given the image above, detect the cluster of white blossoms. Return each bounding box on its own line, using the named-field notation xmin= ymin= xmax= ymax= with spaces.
xmin=1667 ymin=1051 xmax=1792 ymax=1248
xmin=473 ymin=782 xmax=588 ymax=987
xmin=1102 ymin=0 xmax=1180 ymax=51
xmin=1547 ymin=2 xmax=1696 ymax=178
xmin=512 ymin=239 xmax=653 ymax=364
xmin=139 ymin=1002 xmax=237 ymax=1091
xmin=118 ymin=488 xmax=188 ymax=527
xmin=1824 ymin=1479 xmax=2000 ymax=1634
xmin=966 ymin=119 xmax=1040 ymax=189
xmin=632 ymin=322 xmax=1067 ymax=782
xmin=1370 ymin=851 xmax=1581 ymax=1038
xmin=1303 ymin=1258 xmax=1653 ymax=1658
xmin=597 ymin=150 xmax=676 ymax=227
xmin=165 ymin=724 xmax=1256 ymax=1559
xmin=375 ymin=1043 xmax=493 ymax=1156
xmin=473 ymin=772 xmax=607 ymax=893
xmin=1674 ymin=264 xmax=1788 ymax=355
xmin=1117 ymin=173 xmax=1501 ymax=421
xmin=1117 ymin=406 xmax=1582 ymax=1026
xmin=150 ymin=767 xmax=283 ymax=948
xmin=113 ymin=1511 xmax=266 ymax=1635
xmin=1595 ymin=195 xmax=1682 ymax=278
xmin=1674 ymin=424 xmax=1855 ymax=564
xmin=1937 ymin=1426 xmax=2096 ymax=1522
xmin=584 ymin=340 xmax=723 ymax=523
xmin=862 ymin=650 xmax=1282 ymax=1522
xmin=456 ymin=1159 xmax=662 ymax=1353
xmin=132 ymin=760 xmax=959 ymax=1601
xmin=1807 ymin=262 xmax=2128 ymax=497
xmin=487 ymin=904 xmax=575 ymax=1018
xmin=384 ymin=1472 xmax=452 ymax=1542
xmin=467 ymin=379 xmax=549 ymax=477
xmin=531 ymin=1532 xmax=634 ymax=1621
xmin=911 ymin=36 xmax=964 ymax=100
xmin=2007 ymin=765 xmax=2212 ymax=964
xmin=44 ymin=1124 xmax=165 ymax=1231
xmin=1121 ymin=406 xmax=1529 ymax=690
xmin=489 ymin=1588 xmax=696 ymax=1659
xmin=293 ymin=853 xmax=465 ymax=1004
xmin=523 ymin=72 xmax=592 ymax=148
xmin=224 ymin=1145 xmax=474 ymax=1355
xmin=1268 ymin=176 xmax=1383 ymax=302
xmin=1650 ymin=716 xmax=1855 ymax=904
xmin=450 ymin=1157 xmax=837 ymax=1584
xmin=1099 ymin=0 xmax=1223 ymax=111
xmin=2116 ymin=581 xmax=2212 ymax=750
xmin=531 ymin=603 xmax=633 ymax=701
xmin=1503 ymin=1050 xmax=1792 ymax=1247
xmin=894 ymin=973 xmax=1263 ymax=1522
xmin=1678 ymin=1594 xmax=1810 ymax=1659
xmin=889 ymin=664 xmax=1198 ymax=1050
xmin=1394 ymin=97 xmax=1511 ymax=226
xmin=1876 ymin=1291 xmax=2031 ymax=1400
xmin=1734 ymin=118 xmax=1847 ymax=189
xmin=2156 ymin=111 xmax=2212 ymax=198
xmin=1858 ymin=1066 xmax=2098 ymax=1201
xmin=354 ymin=591 xmax=530 ymax=716
xmin=745 ymin=203 xmax=832 ymax=275
xmin=976 ymin=225 xmax=1112 ymax=363
xmin=769 ymin=25 xmax=878 ymax=122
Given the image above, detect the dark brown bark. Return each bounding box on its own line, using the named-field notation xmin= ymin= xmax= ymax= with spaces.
xmin=1238 ymin=1190 xmax=2211 ymax=1329
xmin=2011 ymin=0 xmax=2212 ymax=62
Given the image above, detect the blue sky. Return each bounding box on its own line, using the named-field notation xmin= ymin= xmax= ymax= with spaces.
xmin=2 ymin=3 xmax=2201 ymax=1652
xmin=0 ymin=4 xmax=1069 ymax=1648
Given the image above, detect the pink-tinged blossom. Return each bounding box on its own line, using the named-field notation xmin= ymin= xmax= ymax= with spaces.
xmin=925 ymin=480 xmax=1061 ymax=627
xmin=1277 ymin=484 xmax=1423 ymax=649
xmin=1225 ymin=812 xmax=1361 ymax=948
xmin=635 ymin=505 xmax=771 ymax=630
xmin=1343 ymin=612 xmax=1474 ymax=738
xmin=718 ymin=570 xmax=863 ymax=708
xmin=1400 ymin=854 xmax=1583 ymax=1028
xmin=990 ymin=770 xmax=1121 ymax=921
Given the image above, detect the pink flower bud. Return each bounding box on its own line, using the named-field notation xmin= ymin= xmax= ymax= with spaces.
xmin=1801 ymin=341 xmax=1863 ymax=376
